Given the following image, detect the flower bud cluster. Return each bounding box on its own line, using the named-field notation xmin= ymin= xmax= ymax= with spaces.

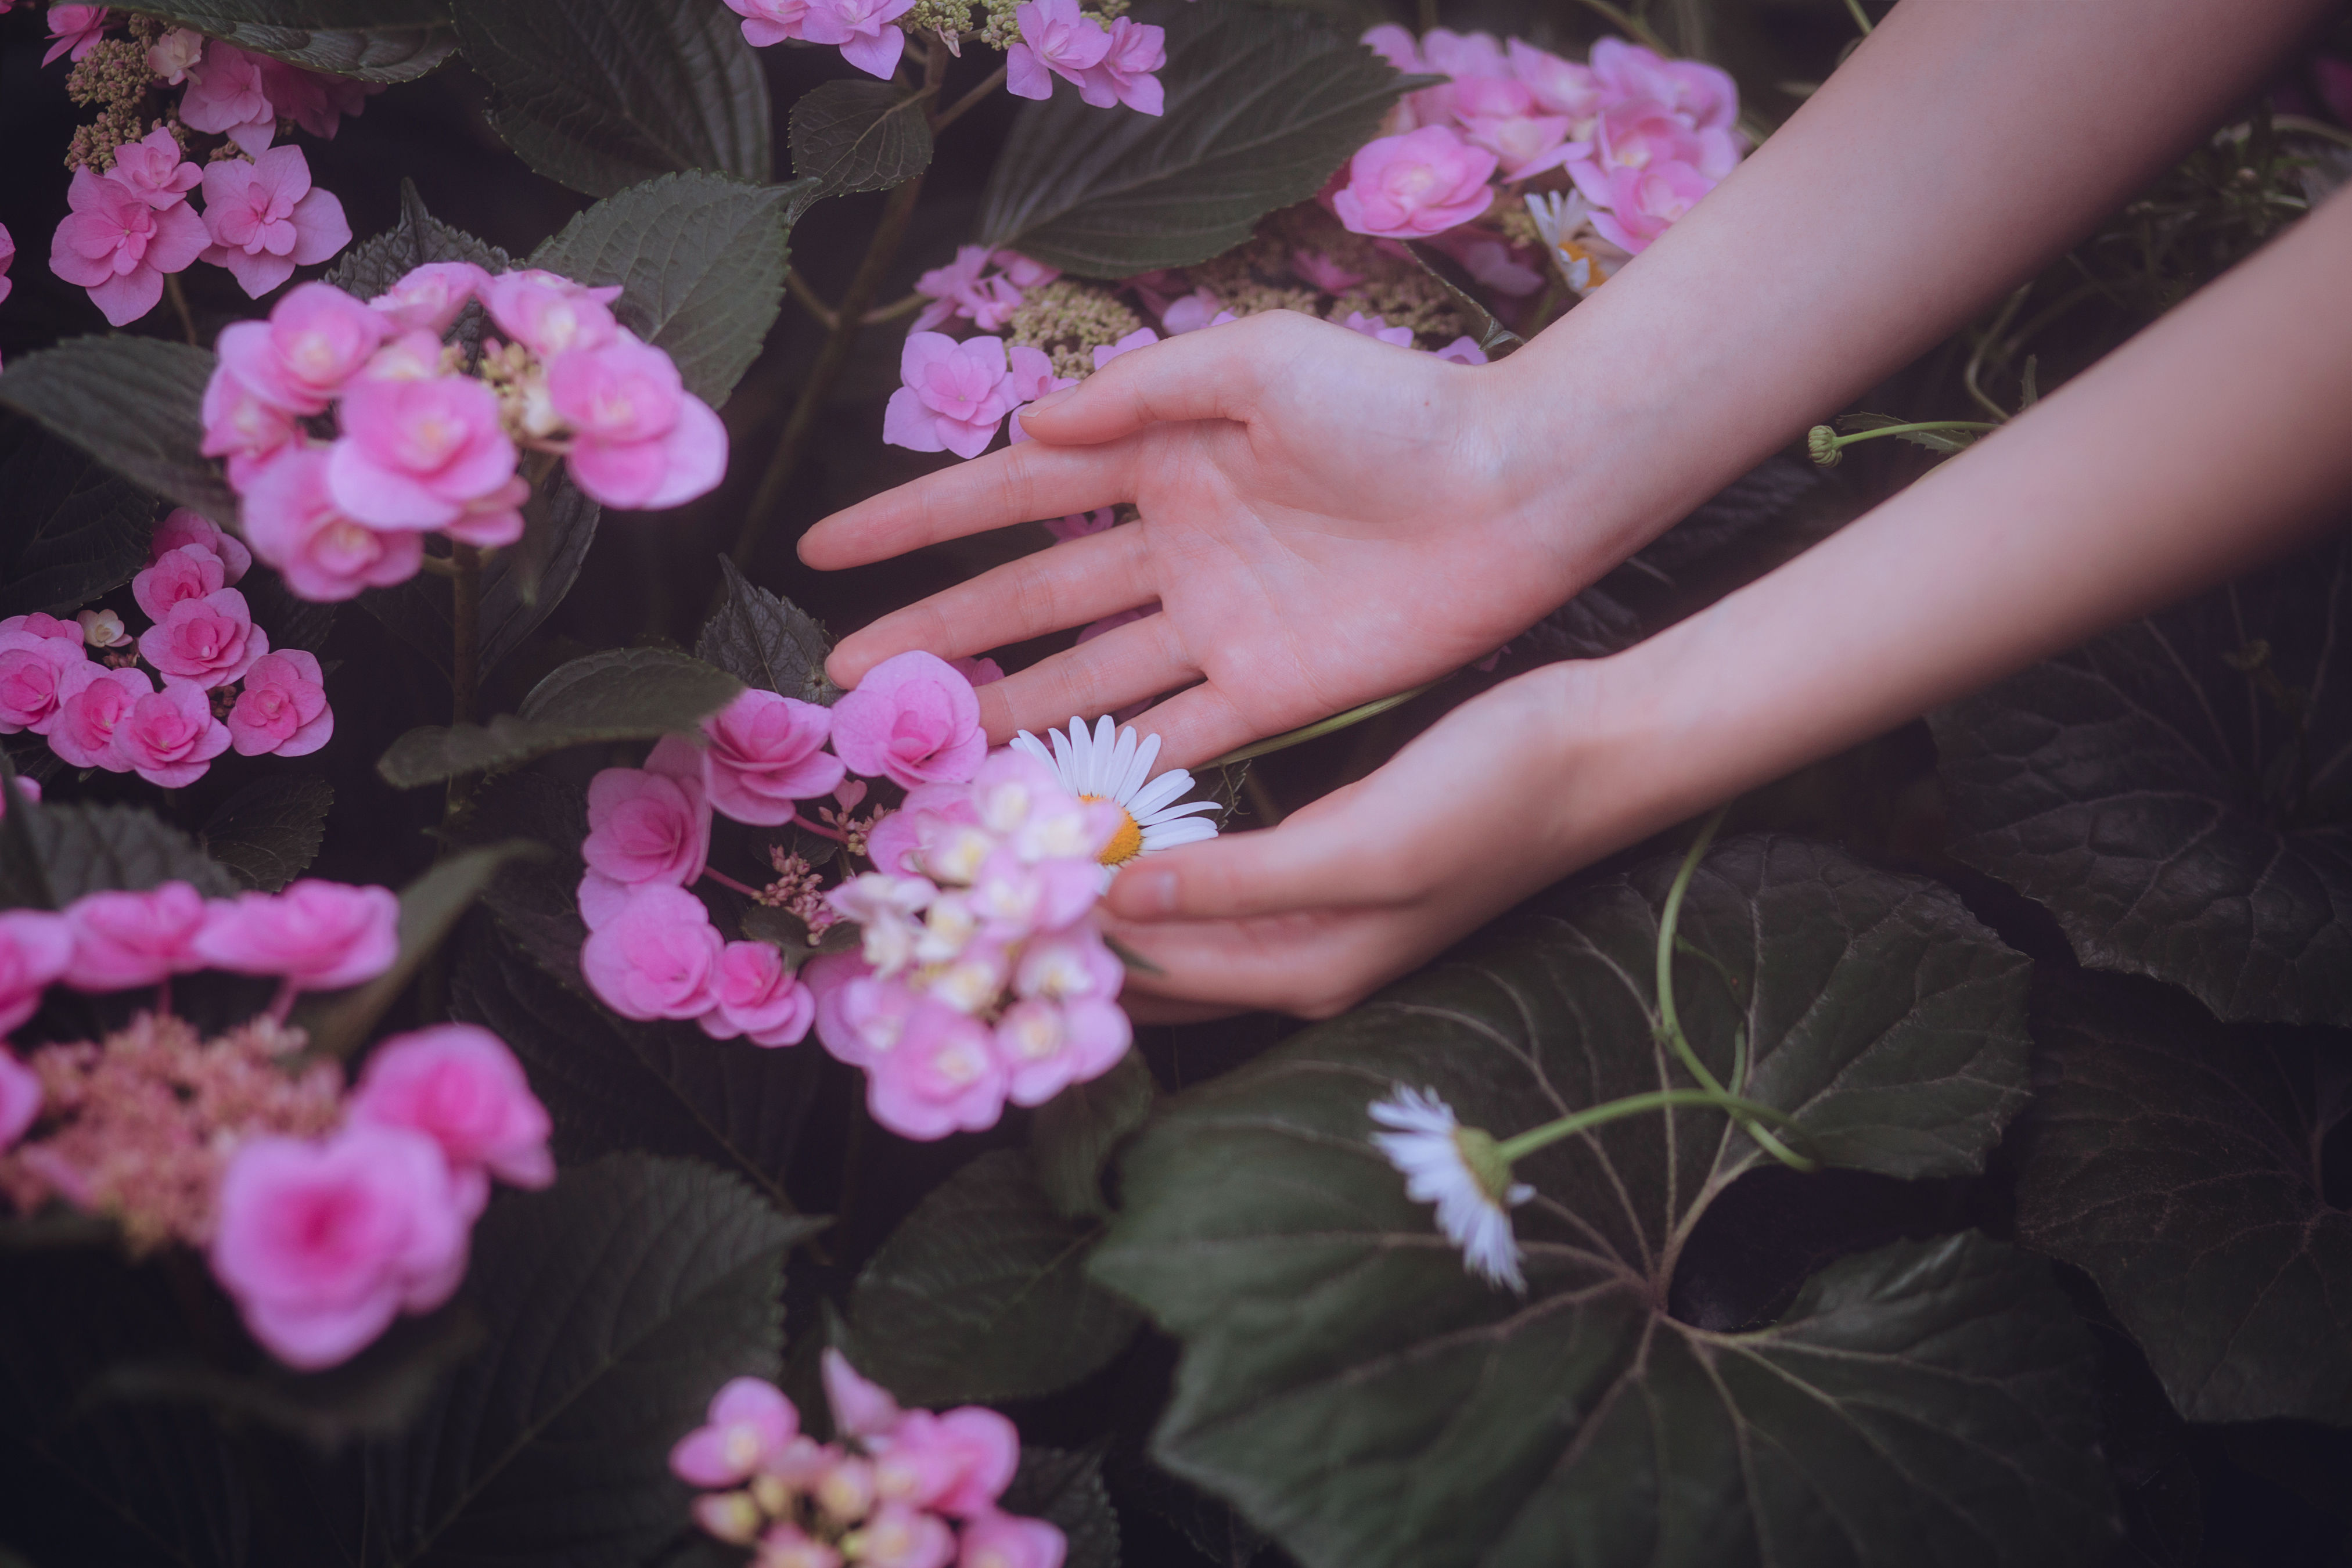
xmin=673 ymin=1350 xmax=1066 ymax=1568
xmin=199 ymin=269 xmax=727 ymax=603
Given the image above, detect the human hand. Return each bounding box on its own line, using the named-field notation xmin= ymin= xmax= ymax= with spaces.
xmin=799 ymin=311 xmax=1596 ymax=767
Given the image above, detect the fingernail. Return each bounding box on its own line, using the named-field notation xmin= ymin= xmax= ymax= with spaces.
xmin=1026 ymin=387 xmax=1077 ymax=416
xmin=1139 ymin=870 xmax=1179 ymax=916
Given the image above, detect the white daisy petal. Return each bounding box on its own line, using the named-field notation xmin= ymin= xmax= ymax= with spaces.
xmin=1125 ymin=771 xmax=1194 ymax=818
xmin=1091 ymin=715 xmax=1118 ymax=793
xmin=1107 ymin=723 xmax=1138 ymax=799
xmin=1011 ymin=732 xmax=1052 ymax=767
xmin=1138 ymin=799 xmax=1221 ymax=823
xmin=1010 ymin=713 xmax=1221 ymax=869
xmin=1127 ymin=732 xmax=1163 ymax=796
xmin=1368 ymin=1085 xmax=1528 ymax=1294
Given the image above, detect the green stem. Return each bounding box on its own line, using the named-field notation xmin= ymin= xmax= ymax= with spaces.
xmin=929 ymin=63 xmax=1006 ymax=135
xmin=1207 ymin=683 xmax=1437 ymax=768
xmin=444 ymin=542 xmax=483 ymax=822
xmin=165 ymin=274 xmax=198 ymax=348
xmin=785 ymin=267 xmax=837 ymax=330
xmin=1494 ymin=1088 xmax=1804 ymax=1163
xmin=2275 ymin=113 xmax=2352 ymax=150
xmin=1842 ymin=0 xmax=1872 ymax=34
xmin=1827 ymin=419 xmax=1998 ymax=455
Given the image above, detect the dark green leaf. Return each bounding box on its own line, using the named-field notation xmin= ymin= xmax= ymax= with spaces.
xmin=324 ymin=177 xmax=513 ymax=301
xmin=1004 ymin=1447 xmax=1122 ymax=1568
xmin=200 ymin=775 xmax=333 ymax=891
xmin=1109 ymin=1453 xmax=1268 ymax=1568
xmin=0 ymin=426 xmax=157 ymax=620
xmin=1031 ymin=1051 xmax=1155 ymax=1219
xmin=846 ymin=1148 xmax=1143 ymax=1407
xmin=977 ymin=0 xmax=1418 ymax=276
xmin=0 ymin=761 xmax=52 ymax=912
xmin=359 ymin=474 xmax=599 ymax=678
xmin=0 ymin=338 xmax=235 ymax=520
xmin=1400 ymin=239 xmax=1522 ymax=359
xmin=361 ymin=1155 xmax=814 ymax=1568
xmin=1930 ymin=532 xmax=2352 ymax=1026
xmin=530 ymin=172 xmax=806 ymax=407
xmin=696 ymin=556 xmax=841 ymax=704
xmin=113 ymin=1 xmax=454 ymax=81
xmin=377 ymin=647 xmax=740 ymax=788
xmin=2014 ymin=970 xmax=2352 ymax=1424
xmin=790 ymin=80 xmax=934 ymax=200
xmin=237 ymin=563 xmax=338 ymax=654
xmin=1091 ymin=836 xmax=2111 ymax=1568
xmin=452 ymin=768 xmax=596 ymax=978
xmin=451 ymin=0 xmax=771 ymax=198
xmin=8 ymin=801 xmax=235 ymax=907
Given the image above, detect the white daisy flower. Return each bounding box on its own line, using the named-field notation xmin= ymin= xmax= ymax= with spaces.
xmin=1011 ymin=716 xmax=1221 ymax=872
xmin=1369 ymin=1085 xmax=1533 ymax=1294
xmin=1524 ymin=190 xmax=1606 ymax=296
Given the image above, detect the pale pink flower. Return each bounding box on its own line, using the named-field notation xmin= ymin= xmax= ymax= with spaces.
xmin=217 ymin=283 xmax=391 ymax=415
xmin=912 ymin=245 xmax=996 ymax=332
xmin=47 ymin=665 xmax=151 ymax=771
xmin=1359 ymin=24 xmax=1425 ymax=73
xmin=138 ymin=587 xmax=266 ymax=689
xmin=1433 ymin=335 xmax=1488 ymax=365
xmin=830 ymin=650 xmax=986 ymax=788
xmin=861 ymin=784 xmax=974 ymax=879
xmin=580 ymin=884 xmax=724 ymax=1020
xmin=884 ymin=333 xmax=1017 ymax=460
xmin=546 ymin=333 xmax=728 ymax=510
xmin=696 ymin=689 xmax=844 ymax=825
xmin=759 ymin=1525 xmax=843 ymax=1568
xmin=0 ymin=221 xmax=15 ymax=312
xmin=1571 ymin=96 xmax=1736 ymax=199
xmin=49 ymin=165 xmax=208 ymax=326
xmin=671 ymin=1376 xmax=800 ymax=1488
xmin=195 ymin=880 xmax=400 ymax=990
xmin=209 ymin=1125 xmax=470 ymax=1369
xmin=348 ymin=1024 xmax=554 ymax=1211
xmin=239 ymin=446 xmax=425 ymax=601
xmin=1589 ymin=37 xmax=1738 ymax=131
xmin=440 ymin=474 xmax=530 ymax=549
xmin=104 ymin=126 xmax=202 ymax=210
xmin=181 ymin=42 xmax=279 ymax=155
xmin=77 ymin=609 xmax=125 ymax=648
xmin=1090 ymin=326 xmax=1159 ymax=369
xmin=1429 ymin=228 xmax=1544 ymax=296
xmin=994 ymin=995 xmax=1130 ymax=1106
xmin=257 ymin=57 xmax=377 ymax=141
xmin=0 ymin=909 xmax=74 ymax=1034
xmin=723 ymin=0 xmax=814 ymax=46
xmin=133 ymin=542 xmax=226 ymax=622
xmin=1044 ymin=509 xmax=1115 ymax=543
xmin=866 ymin=998 xmax=1006 ymax=1140
xmin=1420 ymin=27 xmax=1507 ymax=79
xmin=1012 ymin=925 xmax=1123 ymax=1002
xmin=1156 ymin=287 xmax=1224 ymax=335
xmin=326 ymin=373 xmax=518 ymax=530
xmin=1291 ymin=248 xmax=1364 ymax=293
xmin=885 ymin=1407 xmax=1020 ymax=1517
xmin=583 ymin=764 xmax=711 ymax=889
xmin=950 ymin=656 xmax=1006 ymax=686
xmin=1449 ymin=75 xmax=1575 ymax=178
xmin=200 ymin=372 xmax=305 ymax=491
xmin=146 ymin=27 xmax=203 ymax=85
xmin=116 ymin=679 xmax=232 ymax=787
xmin=1333 ymin=126 xmax=1496 ymax=239
xmin=199 ymin=146 xmax=353 ymax=299
xmin=1005 ymin=346 xmax=1077 ymax=445
xmin=968 ymin=847 xmax=1098 ymax=940
xmin=697 ymin=941 xmax=815 ymax=1046
xmin=1506 ymin=38 xmax=1602 ymax=123
xmin=370 ymin=261 xmax=489 ymax=336
xmin=1078 ymin=17 xmax=1166 ymax=114
xmin=60 ymin=882 xmax=209 ymax=990
xmin=992 ymin=250 xmax=1059 ymax=288
xmin=797 ymin=0 xmax=915 ymax=75
xmin=853 ymin=1503 xmax=955 ymax=1568
xmin=1589 ymin=160 xmax=1716 ymax=252
xmin=41 ymin=5 xmax=109 ymax=67
xmin=481 ymin=269 xmax=621 ymax=358
xmin=956 ymin=1513 xmax=1065 ymax=1568
xmin=152 ymin=509 xmax=253 ymax=583
xmin=0 ymin=1047 xmax=39 ymax=1149
xmin=0 ymin=622 xmax=95 ymax=735
xmin=227 ymin=649 xmax=333 ymax=757
xmin=823 ymin=1347 xmax=902 ymax=1438
xmin=1007 ymin=0 xmax=1110 ymax=100
xmin=1338 ymin=310 xmax=1414 ymax=347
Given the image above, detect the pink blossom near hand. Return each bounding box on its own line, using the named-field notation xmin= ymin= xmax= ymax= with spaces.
xmin=697 ymin=941 xmax=815 ymax=1046
xmin=1360 ymin=23 xmax=1425 ymax=73
xmin=0 ymin=909 xmax=74 ymax=1035
xmin=326 ymin=373 xmax=519 ymax=530
xmin=181 ymin=41 xmax=279 ymax=154
xmin=1012 ymin=926 xmax=1123 ymax=1003
xmin=1433 ymin=334 xmax=1488 ymax=365
xmin=1589 ymin=160 xmax=1716 ymax=252
xmin=146 ymin=26 xmax=203 ymax=84
xmin=115 ymin=679 xmax=233 ymax=787
xmin=1043 ymin=508 xmax=1115 ymax=544
xmin=994 ymin=995 xmax=1130 ymax=1106
xmin=865 ymin=998 xmax=1008 ymax=1140
xmin=1428 ymin=228 xmax=1544 ymax=297
xmin=992 ymin=250 xmax=1059 ymax=289
xmin=884 ymin=333 xmax=1018 ymax=461
xmin=227 ymin=649 xmax=333 ymax=757
xmin=348 ymin=1024 xmax=554 ymax=1207
xmin=481 ymin=268 xmax=622 ymax=358
xmin=47 ymin=666 xmax=151 ymax=771
xmin=239 ymin=446 xmax=426 ymax=601
xmin=152 ymin=509 xmax=253 ymax=583
xmin=722 ymin=0 xmax=813 ymax=46
xmin=1337 ymin=311 xmax=1414 ymax=347
xmin=1506 ymin=39 xmax=1601 ymax=123
xmin=580 ymin=884 xmax=725 ymax=1020
xmin=195 ymin=879 xmax=401 ymax=990
xmin=968 ymin=847 xmax=1098 ymax=939
xmin=48 ymin=166 xmax=208 ymax=327
xmin=104 ymin=127 xmax=202 ymax=210
xmin=208 ymin=1125 xmax=470 ymax=1369
xmin=1005 ymin=348 xmax=1079 ymax=446
xmin=369 ymin=261 xmax=488 ymax=336
xmin=801 ymin=0 xmax=916 ymax=77
xmin=1077 ymin=17 xmax=1166 ymax=114
xmin=200 ymin=370 xmax=305 ymax=490
xmin=1090 ymin=326 xmax=1160 ymax=370
xmin=133 ymin=542 xmax=227 ymax=623
xmin=671 ymin=1376 xmax=801 ymax=1488
xmin=830 ymin=651 xmax=987 ymax=789
xmin=1419 ymin=27 xmax=1508 ymax=78
xmin=1332 ymin=126 xmax=1497 ymax=239
xmin=823 ymin=1347 xmax=902 ymax=1438
xmin=912 ymin=246 xmax=994 ymax=332
xmin=138 ymin=587 xmax=267 ymax=689
xmin=0 ymin=1047 xmax=40 ymax=1150
xmin=583 ymin=764 xmax=711 ymax=889
xmin=59 ymin=882 xmax=210 ymax=991
xmin=1006 ymin=0 xmax=1111 ymax=99
xmin=257 ymin=56 xmax=377 ymax=141
xmin=1588 ymin=37 xmax=1738 ymax=131
xmin=955 ymin=1512 xmax=1066 ymax=1568
xmin=1571 ymin=97 xmax=1735 ymax=198
xmin=950 ymin=656 xmax=1006 ymax=687
xmin=0 ymin=628 xmax=95 ymax=736
xmin=1448 ymin=75 xmax=1575 ymax=178
xmin=692 ymin=688 xmax=846 ymax=824
xmin=546 ymin=333 xmax=728 ymax=510
xmin=1157 ymin=287 xmax=1225 ymax=335
xmin=41 ymin=5 xmax=109 ymax=66
xmin=199 ymin=146 xmax=353 ymax=299
xmin=217 ymin=282 xmax=391 ymax=417
xmin=1290 ymin=247 xmax=1365 ymax=294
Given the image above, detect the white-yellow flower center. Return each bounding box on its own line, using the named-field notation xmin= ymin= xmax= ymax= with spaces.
xmin=1083 ymin=797 xmax=1144 ymax=866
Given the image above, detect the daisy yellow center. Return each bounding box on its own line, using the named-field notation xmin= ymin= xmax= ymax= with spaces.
xmin=1084 ymin=796 xmax=1145 ymax=866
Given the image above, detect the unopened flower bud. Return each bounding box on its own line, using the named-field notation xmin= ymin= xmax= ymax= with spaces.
xmin=1806 ymin=425 xmax=1842 ymax=467
xmin=77 ymin=608 xmax=126 ymax=647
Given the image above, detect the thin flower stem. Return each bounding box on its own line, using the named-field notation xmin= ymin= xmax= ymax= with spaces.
xmin=863 ymin=290 xmax=927 ymax=326
xmin=793 ymin=812 xmax=848 ymax=842
xmin=702 ymin=867 xmax=768 ymax=900
xmin=445 ymin=542 xmax=484 ymax=819
xmin=1963 ymin=282 xmax=2032 ymax=423
xmin=265 ymin=977 xmax=299 ymax=1026
xmin=415 ymin=554 xmax=459 ymax=577
xmin=2275 ymin=113 xmax=2352 ymax=150
xmin=1828 ymin=419 xmax=1998 ymax=452
xmin=930 ymin=64 xmax=1006 ymax=135
xmin=1493 ymin=1088 xmax=1804 ymax=1163
xmin=786 ymin=268 xmax=837 ymax=330
xmin=1566 ymin=0 xmax=1668 ymax=55
xmin=164 ymin=274 xmax=198 ymax=347
xmin=1843 ymin=0 xmax=1873 ymax=35
xmin=1209 ymin=683 xmax=1438 ymax=768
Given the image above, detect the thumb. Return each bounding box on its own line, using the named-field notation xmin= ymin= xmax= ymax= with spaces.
xmin=1017 ymin=317 xmax=1272 ymax=446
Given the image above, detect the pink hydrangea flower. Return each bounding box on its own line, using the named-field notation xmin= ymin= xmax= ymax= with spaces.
xmin=956 ymin=1512 xmax=1066 ymax=1568
xmin=1005 ymin=346 xmax=1077 ymax=445
xmin=580 ymin=884 xmax=724 ymax=1020
xmin=866 ymin=997 xmax=1008 ymax=1140
xmin=883 ymin=1406 xmax=1020 ymax=1516
xmin=239 ymin=447 xmax=425 ymax=601
xmin=854 ymin=1504 xmax=954 ymax=1568
xmin=1361 ymin=23 xmax=1425 ymax=71
xmin=49 ymin=165 xmax=208 ymax=327
xmin=801 ymin=0 xmax=917 ymax=78
xmin=59 ymin=882 xmax=209 ymax=991
xmin=138 ymin=587 xmax=267 ymax=689
xmin=884 ymin=334 xmax=1018 ymax=460
xmin=823 ymin=1347 xmax=903 ymax=1437
xmin=698 ymin=941 xmax=815 ymax=1046
xmin=209 ymin=1125 xmax=470 ymax=1369
xmin=370 ymin=261 xmax=489 ymax=336
xmin=0 ymin=909 xmax=74 ymax=1035
xmin=326 ymin=372 xmax=519 ymax=530
xmin=1008 ymin=0 xmax=1110 ymax=100
xmin=199 ymin=146 xmax=353 ymax=299
xmin=1589 ymin=36 xmax=1738 ymax=131
xmin=671 ymin=1376 xmax=801 ymax=1488
xmin=1012 ymin=925 xmax=1123 ymax=1004
xmin=830 ymin=651 xmax=986 ymax=789
xmin=115 ymin=680 xmax=232 ymax=787
xmin=180 ymin=41 xmax=279 ymax=155
xmin=1429 ymin=229 xmax=1543 ymax=297
xmin=1292 ymin=248 xmax=1365 ymax=293
xmin=195 ymin=880 xmax=400 ymax=990
xmin=1433 ymin=335 xmax=1488 ymax=365
xmin=133 ymin=542 xmax=226 ymax=622
xmin=582 ymin=763 xmax=711 ymax=889
xmin=348 ymin=1024 xmax=554 ymax=1213
xmin=912 ymin=245 xmax=994 ymax=333
xmin=0 ymin=1046 xmax=40 ymax=1150
xmin=48 ymin=665 xmax=152 ymax=771
xmin=692 ymin=689 xmax=844 ymax=825
xmin=1078 ymin=17 xmax=1166 ymax=114
xmin=0 ymin=620 xmax=95 ymax=735
xmin=1449 ymin=75 xmax=1575 ymax=178
xmin=216 ymin=281 xmax=390 ymax=416
xmin=41 ymin=5 xmax=109 ymax=67
xmin=481 ymin=268 xmax=621 ymax=358
xmin=1589 ymin=160 xmax=1716 ymax=252
xmin=105 ymin=126 xmax=202 ymax=210
xmin=1506 ymin=38 xmax=1602 ymax=123
xmin=1338 ymin=311 xmax=1414 ymax=347
xmin=0 ymin=221 xmax=15 ymax=314
xmin=152 ymin=509 xmax=252 ymax=582
xmin=1043 ymin=509 xmax=1115 ymax=544
xmin=1091 ymin=326 xmax=1159 ymax=370
xmin=146 ymin=26 xmax=203 ymax=85
xmin=258 ymin=56 xmax=377 ymax=141
xmin=1420 ymin=26 xmax=1507 ymax=78
xmin=227 ymin=649 xmax=333 ymax=757
xmin=546 ymin=333 xmax=728 ymax=510
xmin=1570 ymin=96 xmax=1738 ymax=201
xmin=1332 ymin=126 xmax=1497 ymax=239
xmin=993 ymin=250 xmax=1058 ymax=287
xmin=994 ymin=995 xmax=1130 ymax=1106
xmin=200 ymin=371 xmax=305 ymax=491
xmin=722 ymin=0 xmax=814 ymax=47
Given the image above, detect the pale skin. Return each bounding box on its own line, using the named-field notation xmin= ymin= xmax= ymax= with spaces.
xmin=802 ymin=0 xmax=2352 ymax=1018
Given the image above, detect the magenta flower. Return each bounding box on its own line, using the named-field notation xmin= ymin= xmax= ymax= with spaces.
xmin=199 ymin=146 xmax=354 ymax=300
xmin=1361 ymin=24 xmax=1425 ymax=72
xmin=181 ymin=41 xmax=279 ymax=154
xmin=239 ymin=447 xmax=425 ymax=602
xmin=114 ymin=680 xmax=232 ymax=787
xmin=195 ymin=880 xmax=400 ymax=990
xmin=995 ymin=995 xmax=1130 ymax=1106
xmin=884 ymin=333 xmax=1017 ymax=459
xmin=152 ymin=509 xmax=252 ymax=582
xmin=132 ymin=542 xmax=226 ymax=623
xmin=258 ymin=56 xmax=378 ymax=141
xmin=671 ymin=1376 xmax=801 ymax=1488
xmin=801 ymin=0 xmax=918 ymax=78
xmin=105 ymin=126 xmax=202 ymax=210
xmin=369 ymin=261 xmax=489 ymax=336
xmin=822 ymin=1347 xmax=902 ymax=1438
xmin=1077 ymin=17 xmax=1166 ymax=114
xmin=1590 ymin=160 xmax=1716 ymax=252
xmin=49 ymin=165 xmax=208 ymax=327
xmin=1506 ymin=38 xmax=1602 ymax=122
xmin=138 ymin=587 xmax=267 ymax=689
xmin=956 ymin=1512 xmax=1066 ymax=1568
xmin=481 ymin=268 xmax=622 ymax=358
xmin=209 ymin=1125 xmax=470 ymax=1369
xmin=0 ymin=1047 xmax=40 ymax=1150
xmin=866 ymin=998 xmax=1007 ymax=1140
xmin=698 ymin=941 xmax=815 ymax=1046
xmin=1333 ymin=126 xmax=1497 ymax=239
xmin=1338 ymin=311 xmax=1414 ymax=347
xmin=1091 ymin=326 xmax=1159 ymax=370
xmin=1450 ymin=75 xmax=1575 ymax=178
xmin=690 ymin=689 xmax=844 ymax=825
xmin=722 ymin=0 xmax=813 ymax=47
xmin=882 ymin=1407 xmax=1020 ymax=1517
xmin=580 ymin=884 xmax=724 ymax=1020
xmin=0 ymin=909 xmax=74 ymax=1035
xmin=912 ymin=245 xmax=993 ymax=332
xmin=200 ymin=371 xmax=305 ymax=492
xmin=0 ymin=620 xmax=95 ymax=735
xmin=48 ymin=666 xmax=152 ymax=771
xmin=347 ymin=1024 xmax=555 ymax=1213
xmin=0 ymin=220 xmax=15 ymax=312
xmin=1043 ymin=509 xmax=1115 ymax=544
xmin=1008 ymin=0 xmax=1112 ymax=99
xmin=326 ymin=372 xmax=519 ymax=531
xmin=546 ymin=333 xmax=728 ymax=510
xmin=583 ymin=764 xmax=711 ymax=889
xmin=830 ymin=650 xmax=987 ymax=789
xmin=60 ymin=882 xmax=209 ymax=991
xmin=41 ymin=5 xmax=109 ymax=67
xmin=220 ymin=281 xmax=390 ymax=418
xmin=1589 ymin=36 xmax=1738 ymax=131
xmin=1005 ymin=346 xmax=1078 ymax=445
xmin=227 ymin=649 xmax=333 ymax=757
xmin=1420 ymin=26 xmax=1507 ymax=78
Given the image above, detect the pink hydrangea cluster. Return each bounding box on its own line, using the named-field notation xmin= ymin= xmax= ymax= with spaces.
xmin=0 ymin=219 xmax=15 ymax=371
xmin=913 ymin=247 xmax=1059 ymax=333
xmin=720 ymin=0 xmax=1161 ymax=116
xmin=673 ymin=1350 xmax=1065 ymax=1568
xmin=200 ymin=269 xmax=726 ymax=603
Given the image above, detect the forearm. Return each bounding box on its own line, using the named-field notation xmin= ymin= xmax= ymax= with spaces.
xmin=1490 ymin=0 xmax=2334 ymax=585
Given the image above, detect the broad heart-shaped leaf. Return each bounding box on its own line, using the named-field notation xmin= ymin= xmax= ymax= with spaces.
xmin=696 ymin=555 xmax=841 ymax=704
xmin=530 ymin=172 xmax=807 ymax=407
xmin=1930 ymin=531 xmax=2352 ymax=1027
xmin=1031 ymin=1049 xmax=1155 ymax=1219
xmin=1003 ymin=1447 xmax=1123 ymax=1568
xmin=359 ymin=474 xmax=599 ymax=679
xmin=0 ymin=423 xmax=157 ymax=620
xmin=2014 ymin=969 xmax=2352 ymax=1425
xmin=0 ymin=337 xmax=235 ymax=521
xmin=1091 ymin=835 xmax=2116 ymax=1568
xmin=977 ymin=0 xmax=1416 ymax=276
xmin=324 ymin=176 xmax=513 ymax=301
xmin=200 ymin=775 xmax=332 ymax=891
xmin=377 ymin=646 xmax=740 ymax=787
xmin=361 ymin=1155 xmax=815 ymax=1568
xmin=846 ymin=1148 xmax=1143 ymax=1407
xmin=2 ymin=801 xmax=235 ymax=909
xmin=113 ymin=0 xmax=454 ymax=81
xmin=790 ymin=80 xmax=934 ymax=200
xmin=451 ymin=0 xmax=771 ymax=199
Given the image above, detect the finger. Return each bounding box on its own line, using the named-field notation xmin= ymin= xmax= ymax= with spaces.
xmin=1017 ymin=315 xmax=1286 ymax=447
xmin=1099 ymin=908 xmax=1400 ymax=1019
xmin=1105 ymin=803 xmax=1409 ymax=924
xmin=829 ymin=525 xmax=1158 ymax=686
xmin=976 ymin=613 xmax=1197 ymax=742
xmin=1119 ymin=682 xmax=1261 ymax=772
xmin=797 ymin=437 xmax=1141 ymax=572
